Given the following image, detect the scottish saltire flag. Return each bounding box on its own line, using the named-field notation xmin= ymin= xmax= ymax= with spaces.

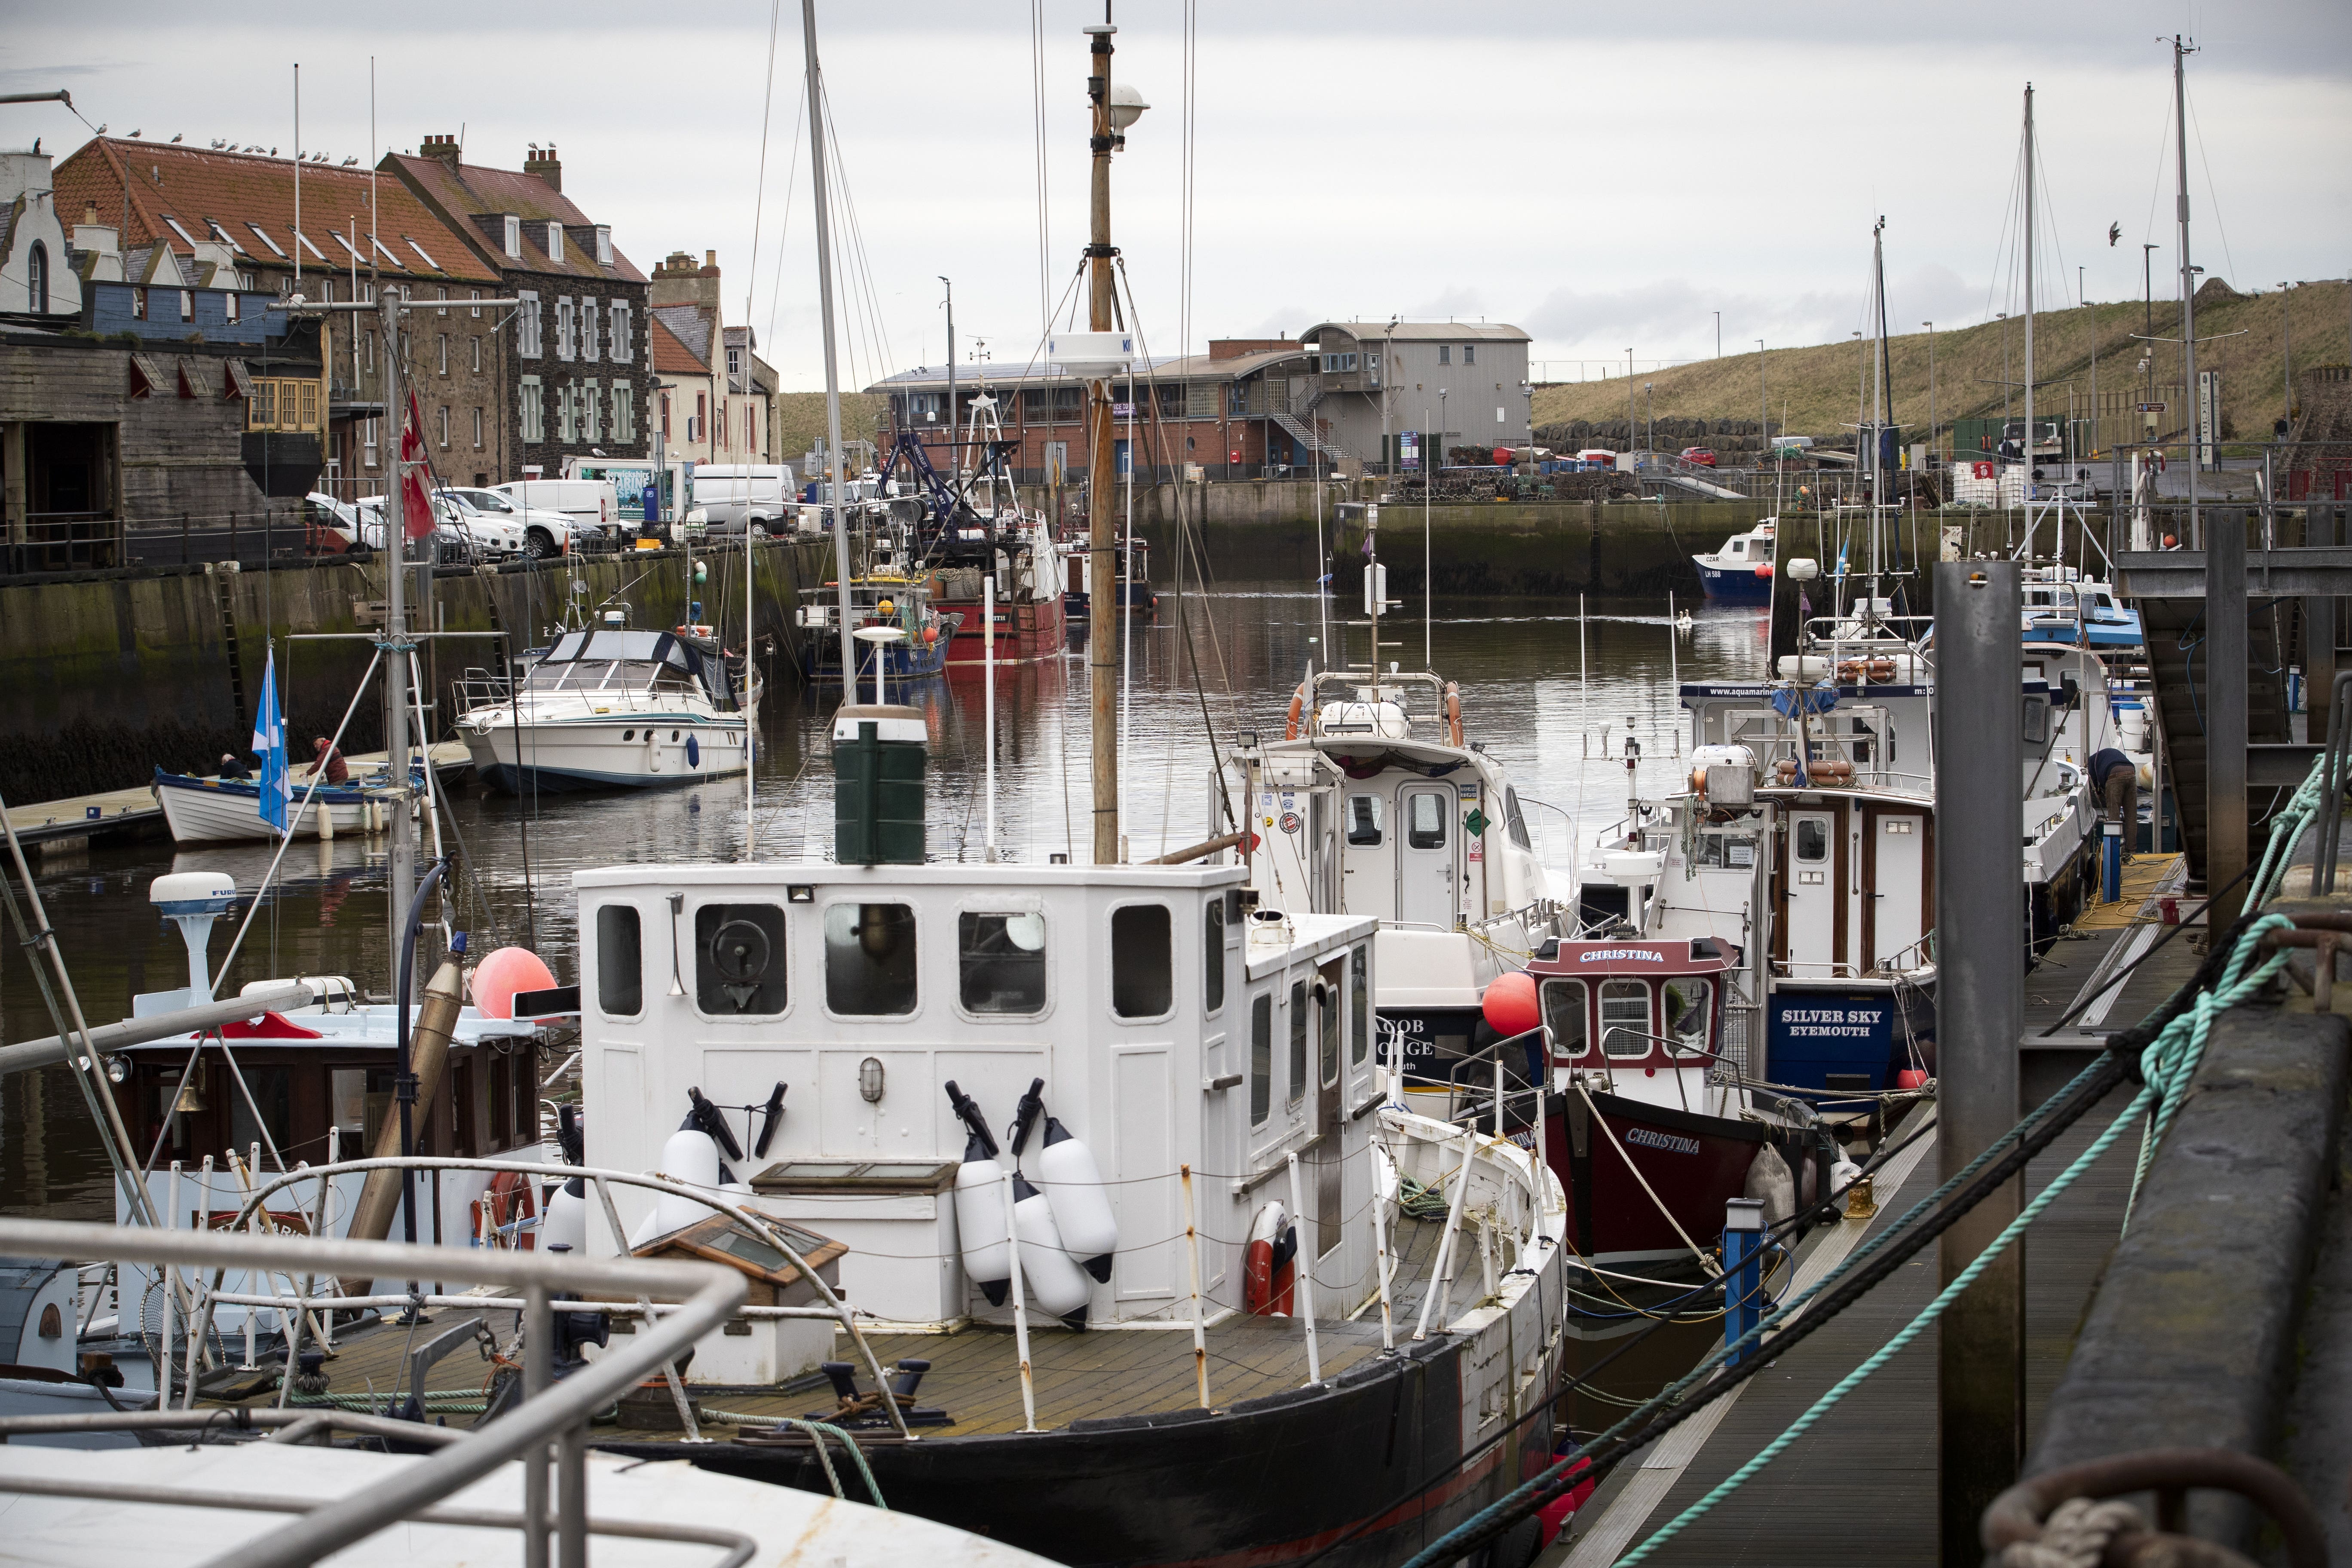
xmin=251 ymin=649 xmax=291 ymax=835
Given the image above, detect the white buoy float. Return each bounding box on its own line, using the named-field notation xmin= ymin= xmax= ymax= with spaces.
xmin=1012 ymin=1173 xmax=1093 ymax=1329
xmin=946 ymin=1081 xmax=1013 ymax=1306
xmin=1035 ymin=1114 xmax=1117 ymax=1284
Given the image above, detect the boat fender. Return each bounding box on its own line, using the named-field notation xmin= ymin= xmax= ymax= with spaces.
xmin=1742 ymin=1143 xmax=1796 ymax=1233
xmin=1443 ymin=681 xmax=1463 ymax=747
xmin=1012 ymin=1173 xmax=1093 ymax=1328
xmin=1037 ymin=1116 xmax=1118 ymax=1283
xmin=649 ymin=1125 xmax=725 ymax=1238
xmin=540 ymin=1176 xmax=590 ymax=1255
xmin=1829 ymin=1158 xmax=1864 ymax=1198
xmin=1285 ymin=683 xmax=1306 ymax=741
xmin=1243 ymin=1199 xmax=1297 ymax=1317
xmin=947 ymin=1081 xmax=1014 ymax=1306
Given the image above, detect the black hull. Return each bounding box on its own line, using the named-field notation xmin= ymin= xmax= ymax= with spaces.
xmin=599 ymin=1335 xmax=1552 ymax=1568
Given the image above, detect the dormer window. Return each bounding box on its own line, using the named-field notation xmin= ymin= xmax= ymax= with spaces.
xmin=545 ymin=223 xmax=563 ymax=263
xmin=502 ymin=215 xmax=521 ymax=258
xmin=594 ymin=226 xmax=612 ymax=266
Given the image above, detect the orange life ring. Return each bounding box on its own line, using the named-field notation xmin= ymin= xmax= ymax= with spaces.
xmin=1285 ymin=684 xmax=1307 ymax=741
xmin=1242 ymin=1200 xmax=1296 ymax=1317
xmin=471 ymin=1169 xmax=540 ymax=1250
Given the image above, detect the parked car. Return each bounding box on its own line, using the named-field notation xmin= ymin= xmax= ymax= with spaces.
xmin=441 ymin=486 xmax=575 ymax=558
xmin=353 ymin=493 xmax=521 ymax=563
xmin=302 ymin=493 xmax=367 ymax=554
xmin=691 ymin=465 xmax=796 ymax=536
xmin=1680 ymin=446 xmax=1718 ymax=467
xmin=490 ymin=479 xmax=620 ymax=545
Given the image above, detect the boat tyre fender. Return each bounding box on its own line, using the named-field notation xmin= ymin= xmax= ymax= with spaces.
xmin=1286 ymin=683 xmax=1306 ymax=741
xmin=472 ymin=1169 xmax=539 ymax=1249
xmin=1243 ymin=1199 xmax=1297 ymax=1317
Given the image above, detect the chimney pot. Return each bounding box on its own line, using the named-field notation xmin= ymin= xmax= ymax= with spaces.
xmin=704 ymin=250 xmax=717 ymax=268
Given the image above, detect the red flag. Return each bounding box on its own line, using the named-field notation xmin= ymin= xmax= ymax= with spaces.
xmin=400 ymin=389 xmax=434 ymax=541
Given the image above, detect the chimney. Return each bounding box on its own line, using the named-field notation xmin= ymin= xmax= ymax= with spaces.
xmin=524 ymin=144 xmax=561 ymax=192
xmin=703 ymin=249 xmax=718 ymax=273
xmin=420 ymin=133 xmax=462 ymax=175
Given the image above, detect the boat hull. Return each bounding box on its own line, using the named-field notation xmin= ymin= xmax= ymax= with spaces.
xmin=1692 ymin=556 xmax=1773 ymax=604
xmin=460 ymin=719 xmax=748 ymax=793
xmin=601 ymin=1335 xmax=1553 ymax=1568
xmin=1765 ymin=981 xmax=1937 ymax=1090
xmin=151 ymin=771 xmax=385 ymax=844
xmin=1544 ymin=1090 xmax=1805 ymax=1282
xmin=799 ymin=621 xmax=960 ymax=686
xmin=935 ymin=593 xmax=1067 ymax=665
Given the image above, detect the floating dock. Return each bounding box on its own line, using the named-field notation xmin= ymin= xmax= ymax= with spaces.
xmin=5 ymin=741 xmax=475 ymax=848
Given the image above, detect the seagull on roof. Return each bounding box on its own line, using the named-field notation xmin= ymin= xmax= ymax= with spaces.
xmin=170 ymin=133 xmax=183 ymax=143
xmin=270 ymin=147 xmax=278 ymax=156
xmin=128 ymin=129 xmax=141 ymax=138
xmin=342 ymin=156 xmax=358 ymax=166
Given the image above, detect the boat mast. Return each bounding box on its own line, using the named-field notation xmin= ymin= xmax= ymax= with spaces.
xmin=2174 ymin=38 xmax=2200 ymax=542
xmin=381 ymin=284 xmax=413 ymax=975
xmin=802 ymin=0 xmax=856 ymax=681
xmin=2023 ymin=82 xmax=2036 ymax=549
xmin=1084 ymin=15 xmax=1122 ymax=864
xmin=1871 ymin=217 xmax=1886 ymax=609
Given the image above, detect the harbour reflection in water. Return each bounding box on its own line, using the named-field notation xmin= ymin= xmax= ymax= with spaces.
xmin=2 ymin=587 xmax=1767 ymax=1219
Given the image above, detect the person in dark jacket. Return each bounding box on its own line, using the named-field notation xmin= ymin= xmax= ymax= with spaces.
xmin=217 ymin=753 xmax=251 ymax=780
xmin=309 ymin=737 xmax=349 ymax=785
xmin=2086 ymin=747 xmax=2138 ymax=858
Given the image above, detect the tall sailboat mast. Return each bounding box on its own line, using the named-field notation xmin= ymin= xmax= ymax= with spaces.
xmin=2022 ymin=83 xmax=2036 ymax=530
xmin=1084 ymin=18 xmax=1123 ymax=865
xmin=803 ymin=0 xmax=856 ymax=681
xmin=2173 ymin=38 xmax=2200 ymax=540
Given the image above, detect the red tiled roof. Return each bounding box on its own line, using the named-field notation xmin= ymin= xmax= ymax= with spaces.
xmin=652 ymin=315 xmax=709 ymax=376
xmin=54 ymin=139 xmax=500 ymax=285
xmin=384 ymin=154 xmax=647 ymax=284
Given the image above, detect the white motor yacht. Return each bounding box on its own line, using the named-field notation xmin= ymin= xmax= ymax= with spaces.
xmin=455 ymin=625 xmax=749 ymax=793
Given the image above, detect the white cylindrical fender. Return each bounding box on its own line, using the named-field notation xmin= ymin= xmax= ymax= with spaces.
xmin=649 ymin=1126 xmax=722 ymax=1237
xmin=954 ymin=1146 xmax=1014 ymax=1305
xmin=541 ymin=1177 xmax=589 ymax=1255
xmin=1036 ymin=1117 xmax=1118 ymax=1284
xmin=1012 ymin=1173 xmax=1093 ymax=1328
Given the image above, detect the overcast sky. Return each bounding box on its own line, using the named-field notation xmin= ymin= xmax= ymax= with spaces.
xmin=9 ymin=1 xmax=2349 ymax=389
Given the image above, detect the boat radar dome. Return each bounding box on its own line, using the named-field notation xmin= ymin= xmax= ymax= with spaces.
xmin=833 ymin=704 xmax=927 ymax=866
xmin=150 ymin=871 xmax=236 ymax=1001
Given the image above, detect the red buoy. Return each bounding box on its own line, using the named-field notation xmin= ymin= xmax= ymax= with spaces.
xmin=1482 ymin=971 xmax=1541 ymax=1038
xmin=1895 ymin=1068 xmax=1929 ymax=1090
xmin=471 ymin=946 xmax=557 ymax=1020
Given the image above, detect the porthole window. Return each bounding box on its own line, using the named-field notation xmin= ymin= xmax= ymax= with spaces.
xmin=596 ymin=904 xmax=643 ymax=1016
xmin=695 ymin=903 xmax=787 ymax=1016
xmin=622 ymin=728 xmax=635 ymax=741
xmin=671 ymin=729 xmax=681 ymax=742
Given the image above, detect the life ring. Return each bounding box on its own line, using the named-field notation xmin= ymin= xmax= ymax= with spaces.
xmin=1243 ymin=1199 xmax=1297 ymax=1317
xmin=1443 ymin=682 xmax=1464 ymax=747
xmin=471 ymin=1169 xmax=539 ymax=1250
xmin=1285 ymin=684 xmax=1307 ymax=741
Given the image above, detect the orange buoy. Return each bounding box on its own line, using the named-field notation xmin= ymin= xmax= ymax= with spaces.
xmin=1482 ymin=971 xmax=1541 ymax=1037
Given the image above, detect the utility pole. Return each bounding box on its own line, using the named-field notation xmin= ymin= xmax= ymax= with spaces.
xmin=2280 ymin=281 xmax=2294 ymax=435
xmin=940 ymin=275 xmax=956 ymax=472
xmin=1625 ymin=349 xmax=1635 ymax=459
xmin=804 ymin=0 xmax=856 ymax=682
xmin=1923 ymin=322 xmax=1936 ymax=461
xmin=2023 ymin=83 xmax=2036 ymax=498
xmin=1081 ymin=16 xmax=1141 ymax=865
xmin=1757 ymin=340 xmax=1767 ymax=453
xmin=1713 ymin=310 xmax=1720 ymax=359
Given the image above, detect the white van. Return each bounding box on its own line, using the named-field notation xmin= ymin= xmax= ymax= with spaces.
xmin=491 ymin=479 xmax=619 ymax=543
xmin=690 ymin=465 xmax=796 ymax=536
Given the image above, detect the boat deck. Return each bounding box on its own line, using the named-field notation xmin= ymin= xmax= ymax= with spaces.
xmin=197 ymin=1200 xmax=1455 ymax=1440
xmin=1551 ymin=853 xmax=2199 ymax=1566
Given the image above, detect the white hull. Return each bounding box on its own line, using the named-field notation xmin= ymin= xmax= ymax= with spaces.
xmin=459 ymin=716 xmax=748 ymax=790
xmin=153 ymin=780 xmax=382 ymax=845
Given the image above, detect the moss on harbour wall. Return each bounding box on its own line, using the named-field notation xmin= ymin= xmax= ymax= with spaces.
xmin=0 ymin=541 xmax=821 ymax=808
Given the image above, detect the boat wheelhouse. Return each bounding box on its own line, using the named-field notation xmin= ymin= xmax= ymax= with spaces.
xmin=1691 ymin=517 xmax=1777 ymax=605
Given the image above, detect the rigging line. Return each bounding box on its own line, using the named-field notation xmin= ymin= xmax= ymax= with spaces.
xmin=818 ymin=86 xmax=897 ymax=382
xmin=2141 ymin=82 xmax=2175 ymax=248
xmin=1030 ymin=0 xmax=1052 ymax=337
xmin=762 ymin=71 xmax=808 ymax=383
xmin=743 ymin=0 xmax=786 ymax=380
xmin=2180 ymin=79 xmax=2239 ymax=294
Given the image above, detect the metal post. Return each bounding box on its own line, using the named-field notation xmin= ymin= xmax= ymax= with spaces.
xmin=1084 ymin=20 xmax=1122 ymax=866
xmin=1934 ymin=559 xmax=2024 ymax=1564
xmin=2306 ymin=595 xmax=2338 ymax=736
xmin=522 ymin=1285 xmax=551 ymax=1568
xmin=557 ymin=1421 xmax=587 ymax=1568
xmin=1180 ymin=1164 xmax=1210 ymax=1406
xmin=2208 ymin=509 xmax=2249 ymax=928
xmin=382 ymin=287 xmax=412 ymax=995
xmin=1722 ymin=1197 xmax=1765 ymax=1365
xmin=1284 ymin=1151 xmax=1320 ymax=1384
xmin=1001 ymin=1169 xmax=1038 ymax=1432
xmin=1368 ymin=1144 xmax=1396 ymax=1351
xmin=1412 ymin=1129 xmax=1477 ymax=1342
xmin=802 ymin=0 xmax=855 ymax=680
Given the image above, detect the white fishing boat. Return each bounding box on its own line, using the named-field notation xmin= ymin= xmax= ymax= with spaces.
xmin=151 ymin=767 xmax=404 ymax=845
xmin=453 ymin=626 xmax=750 ymax=793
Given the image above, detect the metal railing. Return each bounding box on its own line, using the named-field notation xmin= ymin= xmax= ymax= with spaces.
xmin=0 ymin=1214 xmax=751 ymax=1568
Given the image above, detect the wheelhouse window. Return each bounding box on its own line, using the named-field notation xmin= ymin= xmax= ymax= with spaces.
xmin=330 ymin=1066 xmax=393 ymax=1153
xmin=1795 ymin=819 xmax=1828 ymax=862
xmin=1250 ymin=995 xmax=1272 ymax=1126
xmin=229 ymin=1065 xmax=291 ymax=1156
xmin=1664 ymin=977 xmax=1713 ymax=1055
xmin=1110 ymin=904 xmax=1172 ymax=1018
xmin=1350 ymin=946 xmax=1369 ymax=1065
xmin=1502 ymin=787 xmax=1534 ymax=850
xmin=1287 ymin=980 xmax=1307 ymax=1103
xmin=959 ymin=912 xmax=1046 ymax=1015
xmin=596 ymin=905 xmax=643 ymax=1015
xmin=1347 ymin=795 xmax=1384 ymax=846
xmin=826 ymin=903 xmax=917 ymax=1015
xmin=1406 ymin=793 xmax=1448 ymax=850
xmin=1541 ymin=977 xmax=1589 ymax=1059
xmin=1600 ymin=980 xmax=1652 ymax=1057
xmin=695 ymin=903 xmax=787 ymax=1016
xmin=1203 ymin=900 xmax=1227 ymax=1014
xmin=1319 ymin=977 xmax=1340 ymax=1088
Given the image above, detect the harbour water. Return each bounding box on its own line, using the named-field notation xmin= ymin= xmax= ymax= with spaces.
xmin=0 ymin=585 xmax=1770 ymax=1220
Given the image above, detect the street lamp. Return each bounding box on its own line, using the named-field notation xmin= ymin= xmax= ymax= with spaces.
xmin=1644 ymin=382 xmax=1654 ymax=458
xmin=1713 ymin=310 xmax=1721 ymax=359
xmin=1756 ymin=339 xmax=1767 ymax=454
xmin=1922 ymin=321 xmax=1936 ymax=463
xmin=2280 ymin=281 xmax=2294 ymax=435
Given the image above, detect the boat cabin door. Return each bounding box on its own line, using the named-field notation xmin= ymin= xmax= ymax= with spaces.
xmin=1398 ymin=786 xmax=1458 ymax=930
xmin=1782 ymin=809 xmax=1838 ymax=974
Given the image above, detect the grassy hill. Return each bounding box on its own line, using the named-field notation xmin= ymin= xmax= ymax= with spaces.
xmin=772 ymin=391 xmax=885 ymax=465
xmin=1531 ymin=278 xmax=2350 ymax=452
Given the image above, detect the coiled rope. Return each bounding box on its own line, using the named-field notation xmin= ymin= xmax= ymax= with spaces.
xmin=697 ymin=1411 xmax=885 ymax=1509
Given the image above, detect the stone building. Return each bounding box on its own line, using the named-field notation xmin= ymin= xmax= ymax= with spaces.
xmin=647 ymin=250 xmax=778 ymax=465
xmin=384 ymin=138 xmax=653 ymax=480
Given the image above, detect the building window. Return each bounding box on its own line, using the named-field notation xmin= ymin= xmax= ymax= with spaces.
xmin=132 ymin=286 xmax=147 ymax=320
xmin=470 ymin=335 xmax=482 ymax=373
xmin=246 ymin=377 xmax=324 ymax=433
xmin=594 ymin=226 xmax=612 ymax=266
xmin=614 ymin=381 xmax=636 ymax=443
xmin=694 ymin=391 xmax=706 ymax=444
xmin=363 ymin=416 xmax=380 ymax=467
xmin=469 ymin=288 xmax=481 ymax=319
xmin=437 ymin=405 xmax=450 ymax=448
xmin=545 ymin=222 xmax=563 ymax=263
xmin=472 ymin=407 xmax=484 ymax=449
xmin=661 ymin=391 xmax=671 ymax=437
xmin=726 ymin=346 xmax=741 ymax=380
xmin=437 ymin=334 xmax=448 ymax=376
xmin=520 ymin=375 xmax=543 ymax=443
xmin=582 ymin=380 xmax=601 ymax=442
xmin=435 ymin=286 xmax=448 ymax=317
xmin=517 ymin=291 xmax=540 ymax=358
xmin=581 ymin=300 xmax=600 ymax=363
xmin=557 ymin=383 xmax=576 ymax=443
xmin=554 ymin=297 xmax=574 ymax=361
xmin=223 ymin=291 xmax=240 ymax=325
xmin=1438 ymin=345 xmax=1451 ymax=365
xmin=610 ymin=300 xmax=631 ymax=367
xmin=363 ymin=331 xmax=375 ymax=371
xmin=179 ymin=289 xmax=196 ymax=322
xmin=1464 ymin=344 xmax=1476 ymax=365
xmin=1320 ymin=352 xmax=1357 ymax=374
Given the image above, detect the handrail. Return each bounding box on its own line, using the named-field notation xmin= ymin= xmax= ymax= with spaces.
xmin=0 ymin=1215 xmax=744 ymax=1568
xmin=219 ymin=1153 xmax=914 ymax=1442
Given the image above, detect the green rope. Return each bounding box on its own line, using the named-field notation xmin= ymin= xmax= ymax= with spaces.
xmin=1614 ymin=911 xmax=2296 ymax=1565
xmin=1397 ymin=1174 xmax=1452 ymax=1222
xmin=697 ymin=1410 xmax=886 ymax=1510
